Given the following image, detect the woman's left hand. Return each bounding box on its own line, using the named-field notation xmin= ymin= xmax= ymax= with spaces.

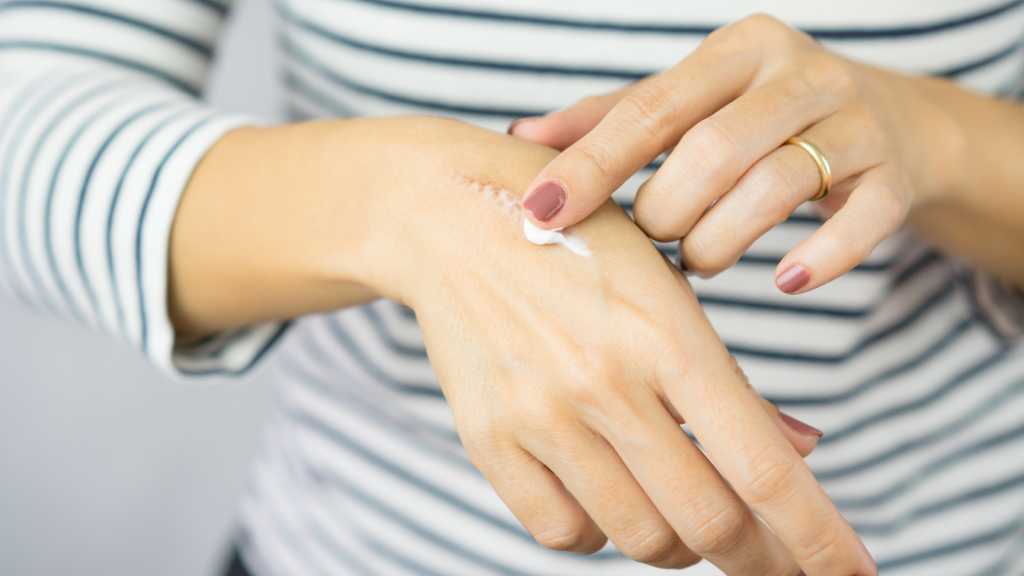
xmin=512 ymin=13 xmax=961 ymax=294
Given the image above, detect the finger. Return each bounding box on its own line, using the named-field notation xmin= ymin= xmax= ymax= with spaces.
xmin=660 ymin=333 xmax=876 ymax=574
xmin=508 ymin=80 xmax=649 ymax=151
xmin=521 ymin=44 xmax=763 ymax=229
xmin=587 ymin=387 xmax=801 ymax=575
xmin=466 ymin=432 xmax=608 ymax=554
xmin=664 ymin=258 xmax=823 ymax=458
xmin=518 ymin=420 xmax=701 ymax=568
xmin=775 ymin=165 xmax=911 ymax=295
xmin=633 ymin=76 xmax=840 ymax=244
xmin=679 ymin=109 xmax=884 ymax=276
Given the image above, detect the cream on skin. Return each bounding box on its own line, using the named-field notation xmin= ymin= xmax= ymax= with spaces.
xmin=523 ymin=220 xmax=592 ymax=257
xmin=447 ymin=170 xmax=592 ymax=257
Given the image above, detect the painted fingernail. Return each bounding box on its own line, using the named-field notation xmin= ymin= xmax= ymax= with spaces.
xmin=797 ymin=572 xmax=806 ymax=576
xmin=507 ymin=117 xmax=536 ymax=135
xmin=780 ymin=412 xmax=823 ymax=438
xmin=776 ymin=264 xmax=810 ymax=294
xmin=523 ymin=181 xmax=566 ymax=222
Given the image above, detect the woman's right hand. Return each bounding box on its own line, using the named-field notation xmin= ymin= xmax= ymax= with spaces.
xmin=171 ymin=117 xmax=874 ymax=575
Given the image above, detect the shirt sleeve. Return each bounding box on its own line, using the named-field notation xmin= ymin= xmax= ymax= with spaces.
xmin=0 ymin=0 xmax=288 ymax=379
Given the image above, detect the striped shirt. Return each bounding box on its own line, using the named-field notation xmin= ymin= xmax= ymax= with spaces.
xmin=2 ymin=1 xmax=1024 ymax=574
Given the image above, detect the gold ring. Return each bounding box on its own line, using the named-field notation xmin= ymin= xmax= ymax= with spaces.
xmin=785 ymin=136 xmax=831 ymax=201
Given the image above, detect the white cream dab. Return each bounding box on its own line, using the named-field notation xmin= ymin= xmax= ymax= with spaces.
xmin=523 ymin=220 xmax=592 ymax=257
xmin=446 ymin=170 xmax=591 ymax=257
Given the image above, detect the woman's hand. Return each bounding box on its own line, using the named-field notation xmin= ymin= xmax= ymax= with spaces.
xmin=354 ymin=119 xmax=872 ymax=575
xmin=512 ymin=14 xmax=965 ymax=294
xmin=171 ymin=116 xmax=873 ymax=575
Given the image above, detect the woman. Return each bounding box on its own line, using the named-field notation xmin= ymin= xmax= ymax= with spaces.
xmin=1 ymin=0 xmax=1023 ymax=574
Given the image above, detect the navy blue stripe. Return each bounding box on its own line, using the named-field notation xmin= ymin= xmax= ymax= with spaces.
xmin=833 ymin=421 xmax=1024 ymax=509
xmin=936 ymin=37 xmax=1024 ymax=78
xmin=286 ymin=1 xmax=1021 ymax=81
xmin=17 ymin=77 xmax=128 ymax=318
xmin=186 ymin=0 xmax=228 ymax=16
xmin=282 ymin=70 xmax=359 ymax=118
xmin=815 ymin=376 xmax=1024 ymax=479
xmin=106 ymin=108 xmax=197 ymax=337
xmin=727 ymin=278 xmax=956 ymax=363
xmin=971 ymin=539 xmax=1024 ymax=576
xmin=0 ymin=1 xmax=213 ymax=57
xmin=819 ymin=350 xmax=1011 ymax=446
xmin=853 ymin=470 xmax=1024 ymax=536
xmin=294 ymin=395 xmax=618 ymax=563
xmin=310 ymin=460 xmax=594 ymax=576
xmin=282 ymin=337 xmax=467 ymax=461
xmin=768 ymin=317 xmax=974 ymax=406
xmin=362 ymin=305 xmax=427 ymax=358
xmin=44 ymin=88 xmax=142 ymax=325
xmin=875 ymin=516 xmax=1024 ymax=570
xmin=0 ymin=42 xmax=199 ymax=95
xmin=282 ymin=36 xmax=546 ymax=118
xmin=175 ymin=321 xmax=292 ymax=376
xmin=0 ymin=73 xmax=60 ymax=312
xmin=251 ymin=472 xmax=343 ymax=576
xmin=280 ymin=2 xmax=648 ymax=81
xmin=137 ymin=113 xmax=220 ymax=354
xmin=340 ymin=0 xmax=1024 ymax=39
xmin=294 ymin=322 xmax=461 ymax=444
xmin=74 ymin=100 xmax=183 ymax=331
xmin=324 ymin=315 xmax=445 ymax=397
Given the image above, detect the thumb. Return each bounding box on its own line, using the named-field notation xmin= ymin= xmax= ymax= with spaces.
xmin=508 ymin=81 xmax=643 ymax=151
xmin=520 ymin=80 xmax=680 ymax=230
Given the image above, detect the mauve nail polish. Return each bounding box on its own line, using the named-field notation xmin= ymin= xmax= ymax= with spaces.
xmin=523 ymin=181 xmax=566 ymax=222
xmin=780 ymin=412 xmax=823 ymax=438
xmin=776 ymin=264 xmax=810 ymax=294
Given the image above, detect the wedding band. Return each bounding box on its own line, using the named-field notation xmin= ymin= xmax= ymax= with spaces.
xmin=785 ymin=136 xmax=831 ymax=201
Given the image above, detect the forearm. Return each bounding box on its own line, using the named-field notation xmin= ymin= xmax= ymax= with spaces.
xmin=168 ymin=116 xmax=558 ymax=340
xmin=903 ymin=74 xmax=1024 ymax=287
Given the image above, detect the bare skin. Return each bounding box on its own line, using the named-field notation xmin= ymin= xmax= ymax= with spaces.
xmin=169 ymin=116 xmax=867 ymax=575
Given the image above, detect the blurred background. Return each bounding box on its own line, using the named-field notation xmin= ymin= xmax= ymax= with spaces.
xmin=0 ymin=1 xmax=283 ymax=574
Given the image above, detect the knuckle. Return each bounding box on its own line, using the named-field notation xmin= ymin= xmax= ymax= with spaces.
xmin=681 ymin=120 xmax=741 ymax=183
xmin=789 ymin=531 xmax=843 ymax=567
xmin=571 ymin=141 xmax=618 ymax=183
xmin=870 ymin=179 xmax=911 ymax=227
xmin=743 ymin=158 xmax=802 ymax=222
xmin=617 ymin=82 xmax=679 ymax=141
xmin=805 ymin=54 xmax=858 ymax=98
xmin=686 ymin=503 xmax=749 ymax=557
xmin=532 ymin=522 xmax=594 ymax=552
xmin=635 ymin=207 xmax=682 ymax=243
xmin=559 ymin=349 xmax=619 ymax=409
xmin=680 ymin=234 xmax=727 ymax=276
xmin=735 ymin=443 xmax=798 ymax=506
xmin=617 ymin=525 xmax=683 ymax=565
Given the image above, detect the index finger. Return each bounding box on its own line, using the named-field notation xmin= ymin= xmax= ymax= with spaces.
xmin=520 ymin=39 xmax=761 ymax=229
xmin=661 ymin=331 xmax=877 ymax=575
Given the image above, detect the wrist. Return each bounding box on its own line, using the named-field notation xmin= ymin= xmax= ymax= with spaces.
xmin=351 ymin=117 xmax=559 ymax=308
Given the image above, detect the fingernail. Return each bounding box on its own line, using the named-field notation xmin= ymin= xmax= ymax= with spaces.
xmin=507 ymin=117 xmax=536 ymax=135
xmin=776 ymin=264 xmax=810 ymax=294
xmin=780 ymin=412 xmax=823 ymax=438
xmin=523 ymin=181 xmax=566 ymax=222
xmin=797 ymin=572 xmax=806 ymax=576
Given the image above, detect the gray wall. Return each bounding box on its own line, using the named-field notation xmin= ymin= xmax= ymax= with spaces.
xmin=0 ymin=1 xmax=281 ymax=575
